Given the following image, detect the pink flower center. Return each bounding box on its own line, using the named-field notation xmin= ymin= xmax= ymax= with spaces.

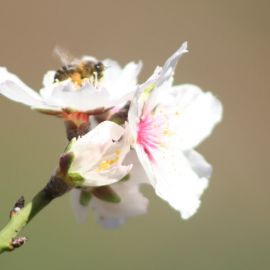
xmin=137 ymin=114 xmax=165 ymax=162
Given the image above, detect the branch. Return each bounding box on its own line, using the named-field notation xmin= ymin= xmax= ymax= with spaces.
xmin=0 ymin=175 xmax=72 ymax=254
xmin=0 ymin=116 xmax=90 ymax=254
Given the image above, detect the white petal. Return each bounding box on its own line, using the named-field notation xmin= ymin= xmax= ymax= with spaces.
xmin=72 ymin=120 xmax=124 ymax=149
xmin=75 ymin=121 xmax=128 ymax=170
xmin=0 ymin=67 xmax=43 ymax=107
xmin=70 ymin=121 xmax=123 ymax=172
xmin=101 ymin=60 xmax=142 ymax=107
xmin=128 ymin=44 xmax=188 ymax=137
xmin=168 ymin=84 xmax=223 ymax=150
xmin=83 ymin=164 xmax=133 ymax=187
xmin=184 ymin=149 xmax=212 ymax=179
xmin=101 ymin=59 xmax=122 ymax=82
xmin=111 ymin=61 xmax=142 ymax=95
xmin=70 ymin=189 xmax=89 ymax=223
xmin=158 ymin=41 xmax=188 ymax=86
xmin=128 ymin=67 xmax=162 ymax=140
xmin=39 ymin=80 xmax=111 ymax=111
xmin=42 ymin=70 xmax=55 ymax=88
xmin=141 ymin=78 xmax=172 ymax=117
xmin=102 ymin=60 xmax=142 ymax=94
xmin=135 ymin=144 xmax=210 ymax=219
xmin=69 ymin=121 xmax=132 ymax=187
xmin=124 ymin=150 xmax=150 ymax=185
xmin=134 ymin=144 xmax=157 ymax=185
xmin=91 ymin=177 xmax=149 ymax=229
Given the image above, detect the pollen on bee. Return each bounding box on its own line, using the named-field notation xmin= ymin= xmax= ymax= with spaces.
xmin=70 ymin=72 xmax=83 ymax=86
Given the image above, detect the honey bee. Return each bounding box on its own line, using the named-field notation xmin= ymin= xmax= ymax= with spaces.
xmin=53 ymin=47 xmax=105 ymax=86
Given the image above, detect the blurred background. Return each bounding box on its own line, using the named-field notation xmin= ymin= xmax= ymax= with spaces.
xmin=0 ymin=0 xmax=269 ymax=269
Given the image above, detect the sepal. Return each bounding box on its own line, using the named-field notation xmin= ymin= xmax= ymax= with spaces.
xmin=67 ymin=172 xmax=85 ymax=186
xmin=79 ymin=190 xmax=92 ymax=206
xmin=59 ymin=152 xmax=75 ymax=176
xmin=92 ymin=186 xmax=121 ymax=203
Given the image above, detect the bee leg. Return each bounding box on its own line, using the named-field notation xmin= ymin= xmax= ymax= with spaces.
xmin=93 ymin=72 xmax=98 ymax=87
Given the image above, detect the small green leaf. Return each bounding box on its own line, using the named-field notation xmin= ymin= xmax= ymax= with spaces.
xmin=79 ymin=190 xmax=92 ymax=206
xmin=92 ymin=186 xmax=121 ymax=203
xmin=68 ymin=172 xmax=84 ymax=186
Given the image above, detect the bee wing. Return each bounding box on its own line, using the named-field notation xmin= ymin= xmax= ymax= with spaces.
xmin=53 ymin=46 xmax=80 ymax=65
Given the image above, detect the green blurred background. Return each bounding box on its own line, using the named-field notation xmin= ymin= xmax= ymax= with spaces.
xmin=0 ymin=0 xmax=269 ymax=269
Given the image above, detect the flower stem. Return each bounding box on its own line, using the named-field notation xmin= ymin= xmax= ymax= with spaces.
xmin=0 ymin=176 xmax=72 ymax=254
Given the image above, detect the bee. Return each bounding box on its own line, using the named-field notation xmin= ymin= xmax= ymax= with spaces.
xmin=53 ymin=47 xmax=105 ymax=86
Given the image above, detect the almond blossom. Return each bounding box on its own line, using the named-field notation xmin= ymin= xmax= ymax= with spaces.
xmin=127 ymin=42 xmax=223 ymax=219
xmin=0 ymin=57 xmax=142 ymax=114
xmin=62 ymin=121 xmax=132 ymax=187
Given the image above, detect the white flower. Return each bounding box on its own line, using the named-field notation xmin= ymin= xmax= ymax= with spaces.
xmin=127 ymin=42 xmax=223 ymax=219
xmin=0 ymin=57 xmax=142 ymax=113
xmin=70 ymin=151 xmax=149 ymax=228
xmin=64 ymin=121 xmax=132 ymax=187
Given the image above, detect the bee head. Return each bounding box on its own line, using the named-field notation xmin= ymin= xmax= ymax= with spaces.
xmin=94 ymin=62 xmax=105 ymax=73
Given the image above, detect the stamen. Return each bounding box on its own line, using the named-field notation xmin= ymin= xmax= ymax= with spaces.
xmin=96 ymin=150 xmax=121 ymax=172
